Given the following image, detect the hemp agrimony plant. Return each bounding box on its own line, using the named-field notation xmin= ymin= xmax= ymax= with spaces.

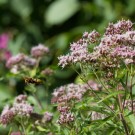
xmin=58 ymin=19 xmax=135 ymax=135
xmin=1 ymin=19 xmax=135 ymax=135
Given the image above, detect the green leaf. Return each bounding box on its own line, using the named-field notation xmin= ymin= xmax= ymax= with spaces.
xmin=10 ymin=0 xmax=32 ymax=19
xmin=128 ymin=113 xmax=135 ymax=134
xmin=8 ymin=127 xmax=12 ymax=135
xmin=25 ymin=84 xmax=36 ymax=93
xmin=45 ymin=0 xmax=80 ymax=25
xmin=8 ymin=34 xmax=26 ymax=55
xmin=97 ymin=91 xmax=124 ymax=104
xmin=36 ymin=126 xmax=49 ymax=132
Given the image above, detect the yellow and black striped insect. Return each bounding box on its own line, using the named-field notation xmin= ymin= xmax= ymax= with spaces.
xmin=24 ymin=77 xmax=42 ymax=85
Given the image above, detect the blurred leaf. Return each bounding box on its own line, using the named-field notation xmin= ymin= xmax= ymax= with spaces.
xmin=0 ymin=0 xmax=8 ymax=5
xmin=125 ymin=0 xmax=135 ymax=15
xmin=8 ymin=34 xmax=26 ymax=55
xmin=45 ymin=0 xmax=80 ymax=25
xmin=55 ymin=69 xmax=75 ymax=79
xmin=0 ymin=85 xmax=11 ymax=101
xmin=0 ymin=84 xmax=12 ymax=109
xmin=10 ymin=0 xmax=32 ymax=19
xmin=25 ymin=84 xmax=36 ymax=93
xmin=55 ymin=33 xmax=69 ymax=50
xmin=28 ymin=95 xmax=38 ymax=106
xmin=36 ymin=126 xmax=49 ymax=132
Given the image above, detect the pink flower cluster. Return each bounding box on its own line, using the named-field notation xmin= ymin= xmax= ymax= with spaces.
xmin=6 ymin=53 xmax=36 ymax=68
xmin=58 ymin=19 xmax=135 ymax=71
xmin=57 ymin=111 xmax=74 ymax=125
xmin=41 ymin=68 xmax=53 ymax=76
xmin=31 ymin=44 xmax=49 ymax=58
xmin=58 ymin=30 xmax=100 ymax=68
xmin=52 ymin=81 xmax=101 ymax=124
xmin=0 ymin=33 xmax=11 ymax=61
xmin=0 ymin=95 xmax=33 ymax=126
xmin=6 ymin=44 xmax=49 ymax=73
xmin=52 ymin=83 xmax=88 ymax=103
xmin=42 ymin=112 xmax=53 ymax=123
xmin=0 ymin=105 xmax=15 ymax=126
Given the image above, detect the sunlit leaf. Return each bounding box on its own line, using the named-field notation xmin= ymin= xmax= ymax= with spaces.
xmin=45 ymin=0 xmax=80 ymax=25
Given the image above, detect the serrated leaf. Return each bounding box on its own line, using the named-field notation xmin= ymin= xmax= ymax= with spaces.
xmin=45 ymin=0 xmax=80 ymax=25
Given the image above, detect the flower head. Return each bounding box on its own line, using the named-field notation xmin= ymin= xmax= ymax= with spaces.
xmin=31 ymin=44 xmax=49 ymax=58
xmin=0 ymin=105 xmax=15 ymax=126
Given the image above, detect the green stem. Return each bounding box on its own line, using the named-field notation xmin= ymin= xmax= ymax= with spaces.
xmin=33 ymin=92 xmax=44 ymax=110
xmin=121 ymin=71 xmax=128 ymax=111
xmin=20 ymin=119 xmax=27 ymax=135
xmin=130 ymin=66 xmax=134 ymax=113
xmin=117 ymin=86 xmax=129 ymax=135
xmin=91 ymin=68 xmax=110 ymax=93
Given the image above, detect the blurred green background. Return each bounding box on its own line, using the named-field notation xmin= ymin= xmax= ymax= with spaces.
xmin=0 ymin=0 xmax=135 ymax=133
